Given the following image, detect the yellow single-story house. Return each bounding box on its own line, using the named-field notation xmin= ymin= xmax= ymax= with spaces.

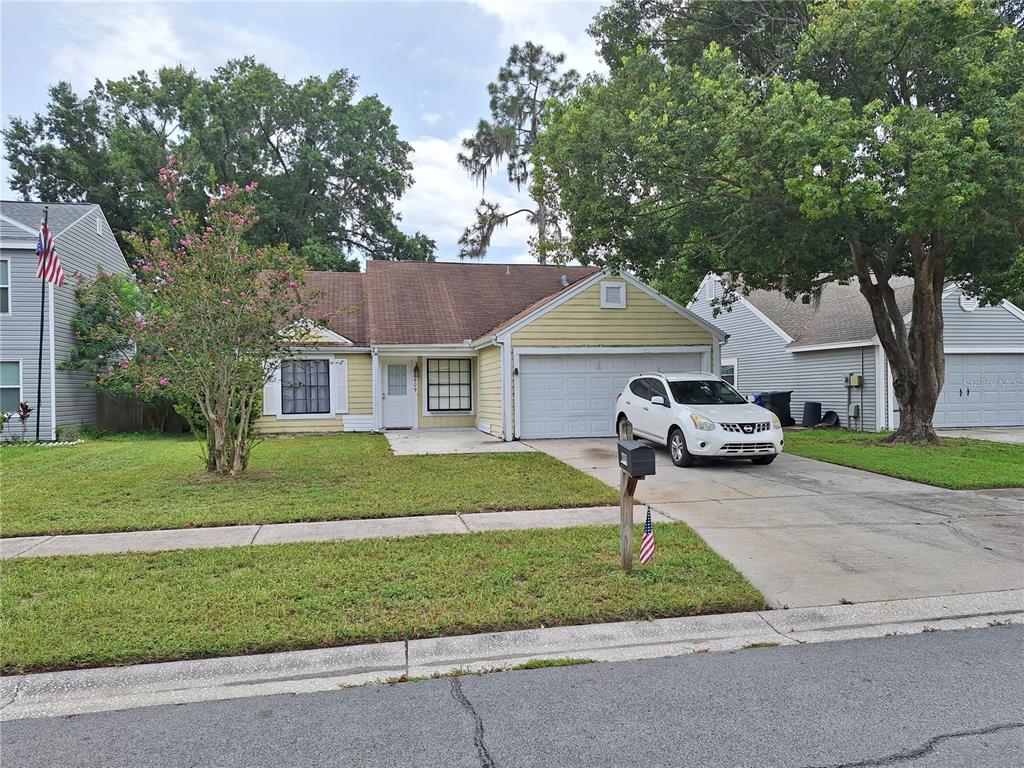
xmin=257 ymin=261 xmax=727 ymax=440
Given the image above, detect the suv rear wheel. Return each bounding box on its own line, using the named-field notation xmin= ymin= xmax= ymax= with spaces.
xmin=668 ymin=427 xmax=695 ymax=468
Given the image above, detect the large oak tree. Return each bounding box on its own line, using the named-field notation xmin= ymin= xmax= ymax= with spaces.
xmin=4 ymin=57 xmax=434 ymax=269
xmin=537 ymin=0 xmax=1024 ymax=441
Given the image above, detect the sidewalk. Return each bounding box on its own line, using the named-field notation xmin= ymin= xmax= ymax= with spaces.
xmin=2 ymin=589 xmax=1020 ymax=722
xmin=0 ymin=505 xmax=641 ymax=559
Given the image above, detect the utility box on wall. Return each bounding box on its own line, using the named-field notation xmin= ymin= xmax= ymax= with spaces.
xmin=846 ymin=373 xmax=863 ymax=388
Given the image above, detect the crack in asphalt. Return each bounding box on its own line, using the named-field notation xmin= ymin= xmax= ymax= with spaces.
xmin=801 ymin=721 xmax=1024 ymax=767
xmin=449 ymin=677 xmax=496 ymax=768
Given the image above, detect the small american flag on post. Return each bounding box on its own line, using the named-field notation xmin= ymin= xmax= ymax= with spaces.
xmin=36 ymin=218 xmax=65 ymax=287
xmin=639 ymin=505 xmax=656 ymax=564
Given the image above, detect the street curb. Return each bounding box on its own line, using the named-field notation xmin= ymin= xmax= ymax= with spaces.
xmin=1 ymin=589 xmax=1021 ymax=721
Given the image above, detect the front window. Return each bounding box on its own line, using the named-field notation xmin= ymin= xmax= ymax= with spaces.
xmin=281 ymin=359 xmax=330 ymax=415
xmin=0 ymin=260 xmax=9 ymax=314
xmin=669 ymin=379 xmax=746 ymax=405
xmin=0 ymin=361 xmax=21 ymax=411
xmin=720 ymin=359 xmax=738 ymax=388
xmin=427 ymin=358 xmax=471 ymax=412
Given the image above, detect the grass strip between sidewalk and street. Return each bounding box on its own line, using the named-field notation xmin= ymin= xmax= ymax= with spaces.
xmin=1 ymin=523 xmax=765 ymax=674
xmin=783 ymin=429 xmax=1024 ymax=489
xmin=1 ymin=433 xmax=616 ymax=537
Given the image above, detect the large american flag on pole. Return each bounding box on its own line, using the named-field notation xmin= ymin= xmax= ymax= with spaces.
xmin=639 ymin=505 xmax=656 ymax=564
xmin=36 ymin=218 xmax=65 ymax=287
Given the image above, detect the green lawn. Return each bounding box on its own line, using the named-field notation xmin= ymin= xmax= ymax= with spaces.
xmin=0 ymin=524 xmax=765 ymax=674
xmin=784 ymin=429 xmax=1024 ymax=489
xmin=1 ymin=433 xmax=616 ymax=537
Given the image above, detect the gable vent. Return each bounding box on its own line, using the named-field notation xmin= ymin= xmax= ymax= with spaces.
xmin=959 ymin=293 xmax=980 ymax=312
xmin=96 ymin=216 xmax=102 ymax=236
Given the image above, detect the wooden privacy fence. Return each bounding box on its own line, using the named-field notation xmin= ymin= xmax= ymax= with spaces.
xmin=96 ymin=393 xmax=190 ymax=434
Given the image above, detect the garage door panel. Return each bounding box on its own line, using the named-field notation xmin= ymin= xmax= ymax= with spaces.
xmin=518 ymin=352 xmax=704 ymax=438
xmin=933 ymin=353 xmax=1024 ymax=428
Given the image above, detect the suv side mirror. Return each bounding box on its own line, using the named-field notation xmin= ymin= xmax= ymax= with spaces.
xmin=650 ymin=395 xmax=667 ymax=407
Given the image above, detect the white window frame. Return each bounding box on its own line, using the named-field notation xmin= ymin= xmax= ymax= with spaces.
xmin=0 ymin=258 xmax=10 ymax=315
xmin=720 ymin=357 xmax=738 ymax=388
xmin=0 ymin=359 xmax=23 ymax=413
xmin=264 ymin=354 xmax=348 ymax=420
xmin=600 ymin=280 xmax=627 ymax=309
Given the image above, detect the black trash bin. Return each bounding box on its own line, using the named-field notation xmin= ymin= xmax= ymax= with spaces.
xmin=802 ymin=401 xmax=822 ymax=428
xmin=761 ymin=391 xmax=795 ymax=427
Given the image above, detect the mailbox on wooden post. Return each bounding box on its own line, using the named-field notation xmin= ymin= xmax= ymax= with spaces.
xmin=617 ymin=426 xmax=655 ymax=572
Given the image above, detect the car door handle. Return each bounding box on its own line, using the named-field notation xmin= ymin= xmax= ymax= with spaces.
xmin=642 ymin=407 xmax=650 ymax=412
xmin=967 ymin=387 xmax=970 ymax=396
xmin=959 ymin=388 xmax=963 ymax=397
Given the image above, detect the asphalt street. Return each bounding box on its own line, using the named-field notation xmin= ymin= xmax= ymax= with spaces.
xmin=2 ymin=626 xmax=1022 ymax=768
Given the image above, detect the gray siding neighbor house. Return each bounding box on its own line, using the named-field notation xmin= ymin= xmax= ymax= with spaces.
xmin=688 ymin=274 xmax=1024 ymax=431
xmin=0 ymin=201 xmax=130 ymax=441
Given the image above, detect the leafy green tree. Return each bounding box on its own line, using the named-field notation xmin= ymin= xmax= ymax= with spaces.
xmin=537 ymin=0 xmax=1024 ymax=442
xmin=458 ymin=43 xmax=578 ymax=261
xmin=75 ymin=163 xmax=319 ymax=475
xmin=4 ymin=58 xmax=433 ymax=267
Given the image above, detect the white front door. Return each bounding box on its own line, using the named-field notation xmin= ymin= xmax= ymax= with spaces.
xmin=382 ymin=359 xmax=416 ymax=429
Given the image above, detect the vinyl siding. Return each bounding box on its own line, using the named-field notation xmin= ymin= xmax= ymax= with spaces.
xmin=50 ymin=209 xmax=131 ymax=431
xmin=417 ymin=354 xmax=477 ymax=429
xmin=346 ymin=353 xmax=373 ymax=415
xmin=256 ymin=352 xmax=372 ymax=433
xmin=511 ymin=282 xmax=713 ymax=347
xmin=689 ymin=278 xmax=880 ymax=431
xmin=0 ymin=246 xmax=54 ymax=441
xmin=942 ymin=286 xmax=1024 ymax=346
xmin=476 ymin=344 xmax=503 ymax=438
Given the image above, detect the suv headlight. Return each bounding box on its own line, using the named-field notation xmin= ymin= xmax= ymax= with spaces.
xmin=690 ymin=414 xmax=716 ymax=431
xmin=770 ymin=413 xmax=781 ymax=429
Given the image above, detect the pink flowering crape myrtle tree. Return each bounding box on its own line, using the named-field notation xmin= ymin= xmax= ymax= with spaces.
xmin=93 ymin=160 xmax=319 ymax=474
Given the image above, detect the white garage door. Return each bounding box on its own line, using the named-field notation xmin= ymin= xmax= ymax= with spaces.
xmin=932 ymin=353 xmax=1024 ymax=427
xmin=518 ymin=352 xmax=705 ymax=439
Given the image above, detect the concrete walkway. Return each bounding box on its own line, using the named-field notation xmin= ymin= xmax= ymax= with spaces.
xmin=385 ymin=428 xmax=535 ymax=455
xmin=2 ymin=589 xmax=1020 ymax=722
xmin=0 ymin=505 xmax=632 ymax=559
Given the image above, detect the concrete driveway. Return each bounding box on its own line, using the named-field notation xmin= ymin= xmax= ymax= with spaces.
xmin=937 ymin=426 xmax=1024 ymax=444
xmin=528 ymin=438 xmax=1024 ymax=609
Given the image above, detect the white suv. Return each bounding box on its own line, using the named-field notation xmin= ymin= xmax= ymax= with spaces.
xmin=615 ymin=372 xmax=784 ymax=467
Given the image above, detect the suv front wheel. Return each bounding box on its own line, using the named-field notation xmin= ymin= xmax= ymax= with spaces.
xmin=668 ymin=427 xmax=695 ymax=468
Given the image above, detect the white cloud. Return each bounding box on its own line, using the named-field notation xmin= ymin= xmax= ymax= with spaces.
xmin=471 ymin=0 xmax=606 ymax=76
xmin=421 ymin=112 xmax=444 ymax=126
xmin=46 ymin=4 xmax=314 ymax=90
xmin=397 ymin=132 xmax=536 ymax=261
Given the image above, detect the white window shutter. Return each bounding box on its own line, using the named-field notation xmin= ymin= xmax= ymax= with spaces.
xmin=263 ymin=360 xmax=281 ymax=416
xmin=331 ymin=358 xmax=349 ymax=413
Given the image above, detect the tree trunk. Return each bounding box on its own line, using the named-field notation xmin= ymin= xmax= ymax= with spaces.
xmin=850 ymin=232 xmax=946 ymax=443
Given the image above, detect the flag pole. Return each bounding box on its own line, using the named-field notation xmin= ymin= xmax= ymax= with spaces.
xmin=35 ymin=206 xmax=49 ymax=442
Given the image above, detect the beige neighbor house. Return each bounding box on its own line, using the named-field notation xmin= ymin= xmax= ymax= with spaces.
xmin=257 ymin=261 xmax=727 ymax=440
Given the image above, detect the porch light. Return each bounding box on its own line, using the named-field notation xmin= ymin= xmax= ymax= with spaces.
xmin=413 ymin=363 xmax=420 ymax=379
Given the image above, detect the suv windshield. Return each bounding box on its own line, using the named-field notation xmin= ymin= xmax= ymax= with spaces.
xmin=669 ymin=379 xmax=746 ymax=405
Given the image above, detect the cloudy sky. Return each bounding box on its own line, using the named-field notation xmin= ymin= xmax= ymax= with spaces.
xmin=0 ymin=1 xmax=605 ymax=264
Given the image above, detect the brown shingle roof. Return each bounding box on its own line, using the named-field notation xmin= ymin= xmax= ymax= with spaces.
xmin=363 ymin=261 xmax=600 ymax=345
xmin=304 ymin=271 xmax=368 ymax=344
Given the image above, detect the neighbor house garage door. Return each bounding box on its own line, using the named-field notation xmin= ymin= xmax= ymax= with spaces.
xmin=932 ymin=353 xmax=1024 ymax=427
xmin=518 ymin=352 xmax=704 ymax=439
